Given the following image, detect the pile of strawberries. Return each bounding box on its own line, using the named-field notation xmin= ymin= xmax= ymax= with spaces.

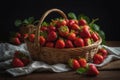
xmin=68 ymin=48 xmax=108 ymax=76
xmin=27 ymin=18 xmax=100 ymax=49
xmin=11 ymin=51 xmax=31 ymax=67
xmin=10 ymin=32 xmax=28 ymax=45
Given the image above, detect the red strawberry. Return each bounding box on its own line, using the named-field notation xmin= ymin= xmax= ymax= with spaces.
xmin=80 ymin=26 xmax=91 ymax=38
xmin=79 ymin=19 xmax=87 ymax=26
xmin=58 ymin=26 xmax=69 ymax=37
xmin=65 ymin=40 xmax=74 ymax=48
xmin=12 ymin=57 xmax=24 ymax=67
xmin=67 ymin=19 xmax=76 ymax=27
xmin=15 ymin=32 xmax=21 ymax=39
xmin=47 ymin=31 xmax=57 ymax=41
xmin=84 ymin=38 xmax=92 ymax=46
xmin=46 ymin=42 xmax=54 ymax=48
xmin=67 ymin=33 xmax=76 ymax=41
xmin=98 ymin=48 xmax=108 ymax=59
xmin=74 ymin=38 xmax=84 ymax=47
xmin=21 ymin=57 xmax=30 ymax=66
xmin=68 ymin=59 xmax=80 ymax=70
xmin=28 ymin=34 xmax=35 ymax=42
xmin=93 ymin=54 xmax=104 ymax=64
xmin=23 ymin=33 xmax=28 ymax=39
xmin=55 ymin=39 xmax=65 ymax=49
xmin=86 ymin=64 xmax=99 ymax=76
xmin=40 ymin=26 xmax=48 ymax=31
xmin=39 ymin=36 xmax=46 ymax=46
xmin=91 ymin=32 xmax=99 ymax=42
xmin=70 ymin=23 xmax=80 ymax=31
xmin=48 ymin=25 xmax=56 ymax=33
xmin=78 ymin=58 xmax=87 ymax=68
xmin=11 ymin=37 xmax=21 ymax=45
xmin=57 ymin=19 xmax=67 ymax=27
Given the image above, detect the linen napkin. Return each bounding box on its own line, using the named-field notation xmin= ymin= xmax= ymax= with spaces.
xmin=0 ymin=43 xmax=120 ymax=77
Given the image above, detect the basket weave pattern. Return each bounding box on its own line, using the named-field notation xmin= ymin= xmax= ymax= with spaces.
xmin=25 ymin=8 xmax=102 ymax=64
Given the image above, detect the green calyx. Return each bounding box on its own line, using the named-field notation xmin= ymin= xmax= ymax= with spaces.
xmin=59 ymin=26 xmax=69 ymax=32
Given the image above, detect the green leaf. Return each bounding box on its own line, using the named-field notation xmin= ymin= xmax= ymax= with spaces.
xmin=68 ymin=12 xmax=77 ymax=19
xmin=23 ymin=19 xmax=29 ymax=25
xmin=28 ymin=17 xmax=35 ymax=24
xmin=90 ymin=23 xmax=100 ymax=32
xmin=98 ymin=30 xmax=106 ymax=44
xmin=76 ymin=68 xmax=87 ymax=74
xmin=33 ymin=20 xmax=39 ymax=25
xmin=41 ymin=21 xmax=49 ymax=26
xmin=78 ymin=14 xmax=90 ymax=23
xmin=14 ymin=19 xmax=22 ymax=27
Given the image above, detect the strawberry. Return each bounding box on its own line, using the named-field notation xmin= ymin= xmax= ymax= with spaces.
xmin=47 ymin=31 xmax=57 ymax=41
xmin=78 ymin=58 xmax=87 ymax=68
xmin=68 ymin=58 xmax=80 ymax=70
xmin=11 ymin=37 xmax=21 ymax=45
xmin=98 ymin=48 xmax=108 ymax=59
xmin=28 ymin=34 xmax=35 ymax=42
xmin=80 ymin=26 xmax=91 ymax=38
xmin=67 ymin=33 xmax=76 ymax=41
xmin=40 ymin=26 xmax=48 ymax=31
xmin=12 ymin=57 xmax=24 ymax=67
xmin=39 ymin=36 xmax=46 ymax=46
xmin=86 ymin=64 xmax=99 ymax=76
xmin=78 ymin=19 xmax=87 ymax=26
xmin=65 ymin=40 xmax=74 ymax=48
xmin=67 ymin=19 xmax=76 ymax=27
xmin=21 ymin=57 xmax=30 ymax=66
xmin=48 ymin=25 xmax=56 ymax=33
xmin=91 ymin=32 xmax=99 ymax=42
xmin=58 ymin=26 xmax=69 ymax=37
xmin=74 ymin=38 xmax=84 ymax=47
xmin=84 ymin=38 xmax=92 ymax=46
xmin=45 ymin=42 xmax=54 ymax=48
xmin=13 ymin=51 xmax=31 ymax=66
xmin=70 ymin=23 xmax=80 ymax=31
xmin=56 ymin=19 xmax=67 ymax=27
xmin=15 ymin=32 xmax=21 ymax=39
xmin=23 ymin=33 xmax=28 ymax=39
xmin=55 ymin=39 xmax=65 ymax=49
xmin=93 ymin=54 xmax=104 ymax=64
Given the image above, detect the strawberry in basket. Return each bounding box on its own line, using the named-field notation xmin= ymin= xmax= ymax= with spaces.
xmin=25 ymin=8 xmax=104 ymax=64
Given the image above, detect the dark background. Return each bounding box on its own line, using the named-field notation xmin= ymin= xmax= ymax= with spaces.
xmin=0 ymin=0 xmax=120 ymax=42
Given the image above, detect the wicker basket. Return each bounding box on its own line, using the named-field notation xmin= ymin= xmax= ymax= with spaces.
xmin=25 ymin=8 xmax=102 ymax=64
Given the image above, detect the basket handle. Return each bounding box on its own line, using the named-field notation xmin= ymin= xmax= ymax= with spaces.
xmin=34 ymin=8 xmax=68 ymax=47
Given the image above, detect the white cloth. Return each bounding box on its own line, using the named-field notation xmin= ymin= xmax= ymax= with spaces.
xmin=0 ymin=43 xmax=120 ymax=77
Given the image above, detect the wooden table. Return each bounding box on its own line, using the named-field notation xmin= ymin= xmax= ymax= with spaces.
xmin=0 ymin=41 xmax=120 ymax=80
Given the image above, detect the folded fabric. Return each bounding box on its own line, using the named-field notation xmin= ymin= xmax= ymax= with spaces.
xmin=0 ymin=43 xmax=120 ymax=77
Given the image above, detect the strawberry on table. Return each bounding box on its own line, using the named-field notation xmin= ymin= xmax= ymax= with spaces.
xmin=93 ymin=54 xmax=104 ymax=64
xmin=77 ymin=64 xmax=99 ymax=76
xmin=78 ymin=58 xmax=87 ymax=68
xmin=98 ymin=48 xmax=108 ymax=59
xmin=12 ymin=57 xmax=24 ymax=67
xmin=68 ymin=58 xmax=80 ymax=70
